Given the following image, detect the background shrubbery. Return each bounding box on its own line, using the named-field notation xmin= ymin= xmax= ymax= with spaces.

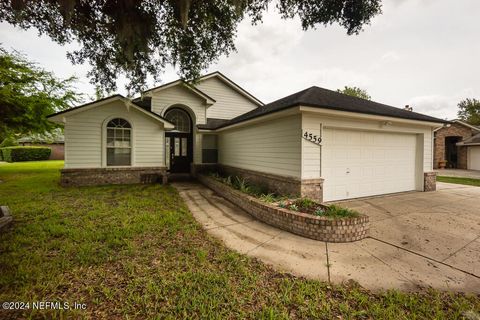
xmin=1 ymin=146 xmax=51 ymax=162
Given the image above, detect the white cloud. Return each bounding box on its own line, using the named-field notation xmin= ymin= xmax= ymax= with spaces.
xmin=408 ymin=88 xmax=476 ymax=120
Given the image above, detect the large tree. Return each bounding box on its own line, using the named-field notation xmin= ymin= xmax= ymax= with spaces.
xmin=337 ymin=86 xmax=371 ymax=100
xmin=0 ymin=47 xmax=81 ymax=139
xmin=0 ymin=0 xmax=382 ymax=93
xmin=457 ymin=98 xmax=480 ymax=126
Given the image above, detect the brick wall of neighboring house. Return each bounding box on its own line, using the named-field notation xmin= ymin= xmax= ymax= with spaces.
xmin=21 ymin=143 xmax=65 ymax=160
xmin=434 ymin=123 xmax=477 ymax=169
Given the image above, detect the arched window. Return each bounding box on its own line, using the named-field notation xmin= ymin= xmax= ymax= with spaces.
xmin=165 ymin=108 xmax=191 ymax=133
xmin=106 ymin=118 xmax=132 ymax=166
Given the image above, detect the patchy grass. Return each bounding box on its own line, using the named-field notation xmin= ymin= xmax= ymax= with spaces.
xmin=437 ymin=176 xmax=480 ymax=187
xmin=0 ymin=161 xmax=479 ymax=319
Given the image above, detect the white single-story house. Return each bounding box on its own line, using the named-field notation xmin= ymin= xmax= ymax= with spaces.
xmin=48 ymin=72 xmax=446 ymax=202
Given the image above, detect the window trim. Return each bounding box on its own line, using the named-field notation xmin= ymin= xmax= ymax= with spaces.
xmin=164 ymin=108 xmax=192 ymax=133
xmin=102 ymin=116 xmax=135 ymax=168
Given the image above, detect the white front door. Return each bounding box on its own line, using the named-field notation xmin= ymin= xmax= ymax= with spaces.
xmin=322 ymin=128 xmax=417 ymax=201
xmin=468 ymin=146 xmax=480 ymax=170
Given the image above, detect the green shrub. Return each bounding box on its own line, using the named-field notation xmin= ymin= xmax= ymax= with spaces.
xmin=293 ymin=198 xmax=317 ymax=209
xmin=1 ymin=146 xmax=51 ymax=162
xmin=324 ymin=205 xmax=359 ymax=218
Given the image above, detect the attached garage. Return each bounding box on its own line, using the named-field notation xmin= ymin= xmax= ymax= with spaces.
xmin=467 ymin=146 xmax=480 ymax=171
xmin=322 ymin=128 xmax=418 ymax=201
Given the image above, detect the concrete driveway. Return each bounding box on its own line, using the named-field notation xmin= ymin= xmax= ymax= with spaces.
xmin=174 ymin=181 xmax=480 ymax=293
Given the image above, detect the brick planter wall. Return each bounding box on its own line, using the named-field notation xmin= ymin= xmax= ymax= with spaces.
xmin=198 ymin=175 xmax=369 ymax=243
xmin=61 ymin=167 xmax=168 ymax=187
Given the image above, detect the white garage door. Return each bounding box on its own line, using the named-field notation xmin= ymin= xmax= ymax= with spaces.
xmin=322 ymin=128 xmax=417 ymax=201
xmin=468 ymin=147 xmax=480 ymax=170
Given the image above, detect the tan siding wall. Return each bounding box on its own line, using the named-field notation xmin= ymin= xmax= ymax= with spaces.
xmin=151 ymin=85 xmax=207 ymax=125
xmin=301 ymin=112 xmax=434 ymax=179
xmin=197 ymin=77 xmax=258 ymax=120
xmin=64 ymin=101 xmax=165 ymax=169
xmin=218 ymin=115 xmax=302 ymax=178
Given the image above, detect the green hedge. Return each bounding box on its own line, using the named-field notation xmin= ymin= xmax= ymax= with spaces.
xmin=1 ymin=147 xmax=51 ymax=162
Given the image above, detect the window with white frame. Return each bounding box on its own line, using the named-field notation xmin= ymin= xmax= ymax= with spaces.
xmin=106 ymin=118 xmax=132 ymax=166
xmin=165 ymin=109 xmax=191 ymax=133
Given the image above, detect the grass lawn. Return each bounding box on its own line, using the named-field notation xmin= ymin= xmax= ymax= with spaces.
xmin=0 ymin=161 xmax=479 ymax=319
xmin=437 ymin=176 xmax=480 ymax=187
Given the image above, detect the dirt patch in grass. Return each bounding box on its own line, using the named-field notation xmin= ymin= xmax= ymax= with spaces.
xmin=0 ymin=161 xmax=479 ymax=319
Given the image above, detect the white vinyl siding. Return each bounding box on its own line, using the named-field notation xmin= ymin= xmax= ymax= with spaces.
xmin=218 ymin=115 xmax=301 ymax=178
xmin=468 ymin=146 xmax=480 ymax=170
xmin=63 ymin=100 xmax=165 ymax=169
xmin=197 ymin=77 xmax=258 ymax=120
xmin=151 ymin=85 xmax=207 ymax=125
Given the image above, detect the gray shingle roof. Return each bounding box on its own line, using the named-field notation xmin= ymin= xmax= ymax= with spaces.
xmin=197 ymin=118 xmax=231 ymax=130
xmin=214 ymin=86 xmax=446 ymax=129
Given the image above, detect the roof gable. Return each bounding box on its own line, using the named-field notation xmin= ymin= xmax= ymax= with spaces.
xmin=451 ymin=119 xmax=480 ymax=131
xmin=198 ymin=71 xmax=264 ymax=106
xmin=144 ymin=80 xmax=215 ymax=105
xmin=47 ymin=95 xmax=174 ymax=129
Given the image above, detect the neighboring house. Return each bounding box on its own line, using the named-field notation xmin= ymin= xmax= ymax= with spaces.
xmin=457 ymin=131 xmax=480 ymax=171
xmin=17 ymin=128 xmax=65 ymax=160
xmin=433 ymin=120 xmax=480 ymax=170
xmin=48 ymin=71 xmax=445 ymax=202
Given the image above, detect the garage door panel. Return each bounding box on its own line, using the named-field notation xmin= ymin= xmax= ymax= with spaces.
xmin=323 ymin=128 xmax=417 ymax=201
xmin=468 ymin=147 xmax=480 ymax=171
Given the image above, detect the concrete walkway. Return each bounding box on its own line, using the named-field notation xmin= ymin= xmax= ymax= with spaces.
xmin=436 ymin=169 xmax=480 ymax=178
xmin=174 ymin=181 xmax=480 ymax=293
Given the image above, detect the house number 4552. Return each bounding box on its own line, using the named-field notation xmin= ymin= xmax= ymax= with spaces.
xmin=303 ymin=131 xmax=322 ymax=145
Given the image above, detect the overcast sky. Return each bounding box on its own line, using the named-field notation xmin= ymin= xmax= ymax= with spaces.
xmin=1 ymin=0 xmax=479 ymax=120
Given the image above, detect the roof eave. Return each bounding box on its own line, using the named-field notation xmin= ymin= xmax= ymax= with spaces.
xmin=48 ymin=95 xmax=174 ymax=129
xmin=299 ymin=105 xmax=446 ymax=127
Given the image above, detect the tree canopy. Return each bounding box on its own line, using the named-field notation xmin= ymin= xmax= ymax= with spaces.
xmin=0 ymin=0 xmax=382 ymax=94
xmin=0 ymin=46 xmax=81 ymax=139
xmin=337 ymin=86 xmax=371 ymax=100
xmin=457 ymin=98 xmax=480 ymax=126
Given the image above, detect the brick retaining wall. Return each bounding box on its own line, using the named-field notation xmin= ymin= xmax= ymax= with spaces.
xmin=198 ymin=175 xmax=369 ymax=243
xmin=61 ymin=167 xmax=168 ymax=187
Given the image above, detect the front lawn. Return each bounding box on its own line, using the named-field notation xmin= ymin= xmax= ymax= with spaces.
xmin=437 ymin=176 xmax=480 ymax=187
xmin=0 ymin=161 xmax=479 ymax=319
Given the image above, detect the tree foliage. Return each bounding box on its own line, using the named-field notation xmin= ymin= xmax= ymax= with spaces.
xmin=0 ymin=0 xmax=382 ymax=93
xmin=0 ymin=46 xmax=81 ymax=138
xmin=457 ymin=98 xmax=480 ymax=126
xmin=337 ymin=86 xmax=371 ymax=100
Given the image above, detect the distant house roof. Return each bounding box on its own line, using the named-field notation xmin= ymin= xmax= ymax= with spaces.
xmin=214 ymin=86 xmax=447 ymax=129
xmin=197 ymin=118 xmax=231 ymax=130
xmin=458 ymin=132 xmax=480 ymax=146
xmin=18 ymin=128 xmax=64 ymax=144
